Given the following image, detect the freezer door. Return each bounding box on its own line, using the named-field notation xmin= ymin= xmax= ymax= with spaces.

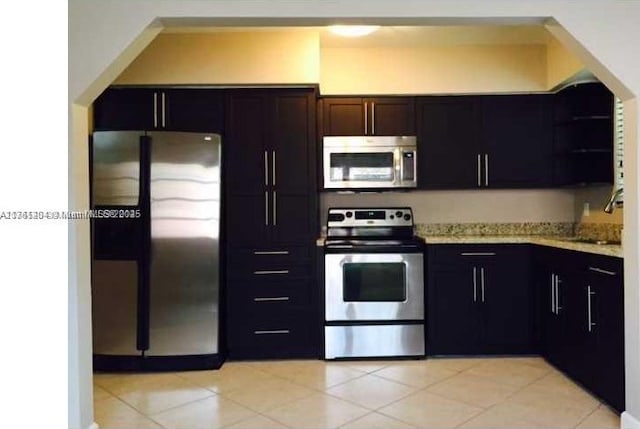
xmin=92 ymin=131 xmax=142 ymax=206
xmin=92 ymin=260 xmax=140 ymax=355
xmin=146 ymin=132 xmax=221 ymax=356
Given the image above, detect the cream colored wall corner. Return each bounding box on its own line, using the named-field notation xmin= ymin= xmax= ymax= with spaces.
xmin=547 ymin=35 xmax=585 ymax=89
xmin=115 ymin=31 xmax=320 ymax=85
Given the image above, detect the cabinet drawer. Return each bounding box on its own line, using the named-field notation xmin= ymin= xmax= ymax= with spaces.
xmin=227 ymin=309 xmax=317 ymax=359
xmin=229 ymin=246 xmax=312 ymax=264
xmin=428 ymin=244 xmax=528 ymax=266
xmin=428 ymin=244 xmax=501 ymax=265
xmin=228 ymin=278 xmax=313 ymax=308
xmin=228 ymin=262 xmax=312 ymax=281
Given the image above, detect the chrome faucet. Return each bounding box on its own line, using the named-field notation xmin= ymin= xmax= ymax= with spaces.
xmin=603 ymin=188 xmax=624 ymax=213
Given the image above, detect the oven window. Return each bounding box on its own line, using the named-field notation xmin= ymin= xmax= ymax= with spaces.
xmin=343 ymin=263 xmax=406 ymax=302
xmin=329 ymin=153 xmax=394 ymax=182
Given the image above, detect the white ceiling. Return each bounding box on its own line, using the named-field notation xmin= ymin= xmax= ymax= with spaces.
xmin=162 ymin=25 xmax=553 ymax=48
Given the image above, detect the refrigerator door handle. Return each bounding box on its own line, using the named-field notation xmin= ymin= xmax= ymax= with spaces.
xmin=137 ymin=135 xmax=152 ymax=351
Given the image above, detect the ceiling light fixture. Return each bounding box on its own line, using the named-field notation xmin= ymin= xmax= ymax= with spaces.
xmin=328 ymin=25 xmax=380 ymax=37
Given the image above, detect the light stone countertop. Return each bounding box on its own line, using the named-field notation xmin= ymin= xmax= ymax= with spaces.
xmin=419 ymin=235 xmax=623 ymax=258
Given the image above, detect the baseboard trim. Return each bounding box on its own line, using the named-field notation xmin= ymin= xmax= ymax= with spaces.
xmin=622 ymin=411 xmax=640 ymax=429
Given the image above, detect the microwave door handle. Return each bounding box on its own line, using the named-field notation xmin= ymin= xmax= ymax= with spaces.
xmin=396 ymin=148 xmax=402 ymax=186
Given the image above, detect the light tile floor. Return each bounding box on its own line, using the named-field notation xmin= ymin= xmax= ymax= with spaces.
xmin=93 ymin=357 xmax=620 ymax=429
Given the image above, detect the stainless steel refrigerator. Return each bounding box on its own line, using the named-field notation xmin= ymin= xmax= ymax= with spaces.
xmin=91 ymin=131 xmax=222 ymax=371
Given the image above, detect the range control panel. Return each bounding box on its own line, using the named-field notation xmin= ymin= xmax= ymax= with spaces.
xmin=327 ymin=208 xmax=413 ymax=228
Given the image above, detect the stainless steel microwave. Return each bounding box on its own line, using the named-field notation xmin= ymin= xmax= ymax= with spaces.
xmin=323 ymin=136 xmax=417 ymax=189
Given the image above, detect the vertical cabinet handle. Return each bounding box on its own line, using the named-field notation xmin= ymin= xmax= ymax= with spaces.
xmin=551 ymin=274 xmax=556 ymax=314
xmin=472 ymin=266 xmax=477 ymax=302
xmin=272 ymin=151 xmax=276 ymax=187
xmin=484 ymin=154 xmax=489 ymax=187
xmin=371 ymin=102 xmax=375 ymax=135
xmin=364 ymin=102 xmax=368 ymax=135
xmin=587 ymin=286 xmax=596 ymax=332
xmin=264 ymin=191 xmax=269 ymax=226
xmin=556 ymin=278 xmax=562 ymax=313
xmin=273 ymin=191 xmax=277 ymax=226
xmin=264 ymin=151 xmax=269 ymax=186
xmin=477 ymin=154 xmax=481 ymax=187
xmin=161 ymin=92 xmax=166 ymax=128
xmin=480 ymin=267 xmax=486 ymax=302
xmin=153 ymin=92 xmax=158 ymax=128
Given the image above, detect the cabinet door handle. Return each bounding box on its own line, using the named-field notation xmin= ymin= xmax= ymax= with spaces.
xmin=472 ymin=266 xmax=477 ymax=302
xmin=254 ymin=250 xmax=289 ymax=255
xmin=484 ymin=153 xmax=489 ymax=187
xmin=253 ymin=270 xmax=289 ymax=275
xmin=461 ymin=252 xmax=496 ymax=256
xmin=254 ymin=329 xmax=290 ymax=335
xmin=371 ymin=102 xmax=375 ymax=135
xmin=272 ymin=150 xmax=276 ymax=187
xmin=477 ymin=154 xmax=481 ymax=187
xmin=264 ymin=151 xmax=269 ymax=186
xmin=264 ymin=191 xmax=269 ymax=226
xmin=153 ymin=92 xmax=158 ymax=128
xmin=364 ymin=102 xmax=368 ymax=135
xmin=254 ymin=297 xmax=290 ymax=302
xmin=550 ymin=274 xmax=555 ymax=313
xmin=587 ymin=285 xmax=596 ymax=332
xmin=588 ymin=266 xmax=617 ymax=276
xmin=480 ymin=267 xmax=486 ymax=302
xmin=273 ymin=191 xmax=277 ymax=226
xmin=161 ymin=92 xmax=166 ymax=128
xmin=555 ymin=277 xmax=562 ymax=313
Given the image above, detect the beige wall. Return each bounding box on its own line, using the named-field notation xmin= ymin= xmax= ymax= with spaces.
xmin=547 ymin=36 xmax=585 ymax=88
xmin=321 ymin=189 xmax=575 ymax=227
xmin=115 ymin=31 xmax=320 ymax=85
xmin=114 ymin=31 xmax=584 ymax=94
xmin=321 ymin=44 xmax=547 ymax=95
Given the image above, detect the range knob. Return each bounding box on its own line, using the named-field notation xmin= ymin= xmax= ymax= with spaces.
xmin=395 ymin=211 xmax=403 ymax=217
xmin=345 ymin=211 xmax=353 ymax=218
xmin=404 ymin=214 xmax=411 ymax=221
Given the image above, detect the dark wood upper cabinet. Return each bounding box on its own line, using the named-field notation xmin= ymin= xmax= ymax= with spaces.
xmin=481 ymin=94 xmax=554 ymax=188
xmin=93 ymin=87 xmax=155 ymax=131
xmin=417 ymin=94 xmax=554 ymax=189
xmin=417 ymin=96 xmax=481 ymax=189
xmin=224 ymin=88 xmax=318 ymax=247
xmin=162 ymin=89 xmax=224 ymax=132
xmin=322 ymin=96 xmax=415 ymax=136
xmin=93 ymin=87 xmax=224 ymax=133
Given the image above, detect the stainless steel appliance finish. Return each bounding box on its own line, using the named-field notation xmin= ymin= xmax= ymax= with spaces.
xmin=325 ymin=253 xmax=424 ymax=321
xmin=323 ymin=207 xmax=425 ymax=359
xmin=92 ymin=260 xmax=139 ymax=355
xmin=91 ymin=130 xmax=221 ymax=366
xmin=325 ymin=324 xmax=425 ymax=359
xmin=146 ymin=132 xmax=220 ymax=356
xmin=323 ymin=136 xmax=417 ymax=189
xmin=92 ymin=131 xmax=141 ymax=206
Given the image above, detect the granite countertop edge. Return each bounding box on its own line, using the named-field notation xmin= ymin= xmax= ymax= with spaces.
xmin=317 ymin=234 xmax=622 ymax=257
xmin=418 ymin=235 xmax=623 ymax=258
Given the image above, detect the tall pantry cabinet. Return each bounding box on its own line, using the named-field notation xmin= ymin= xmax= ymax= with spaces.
xmin=224 ymin=88 xmax=320 ymax=359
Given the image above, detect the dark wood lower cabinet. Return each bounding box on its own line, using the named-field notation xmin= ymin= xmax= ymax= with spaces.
xmin=225 ymin=247 xmax=320 ymax=359
xmin=427 ymin=244 xmax=534 ymax=356
xmin=429 ymin=243 xmax=624 ymax=413
xmin=536 ymin=247 xmax=625 ymax=412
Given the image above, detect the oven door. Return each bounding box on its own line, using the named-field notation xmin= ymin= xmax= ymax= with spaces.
xmin=325 ymin=253 xmax=424 ymax=321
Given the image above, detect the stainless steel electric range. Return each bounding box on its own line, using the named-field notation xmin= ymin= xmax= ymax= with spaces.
xmin=324 ymin=207 xmax=425 ymax=359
